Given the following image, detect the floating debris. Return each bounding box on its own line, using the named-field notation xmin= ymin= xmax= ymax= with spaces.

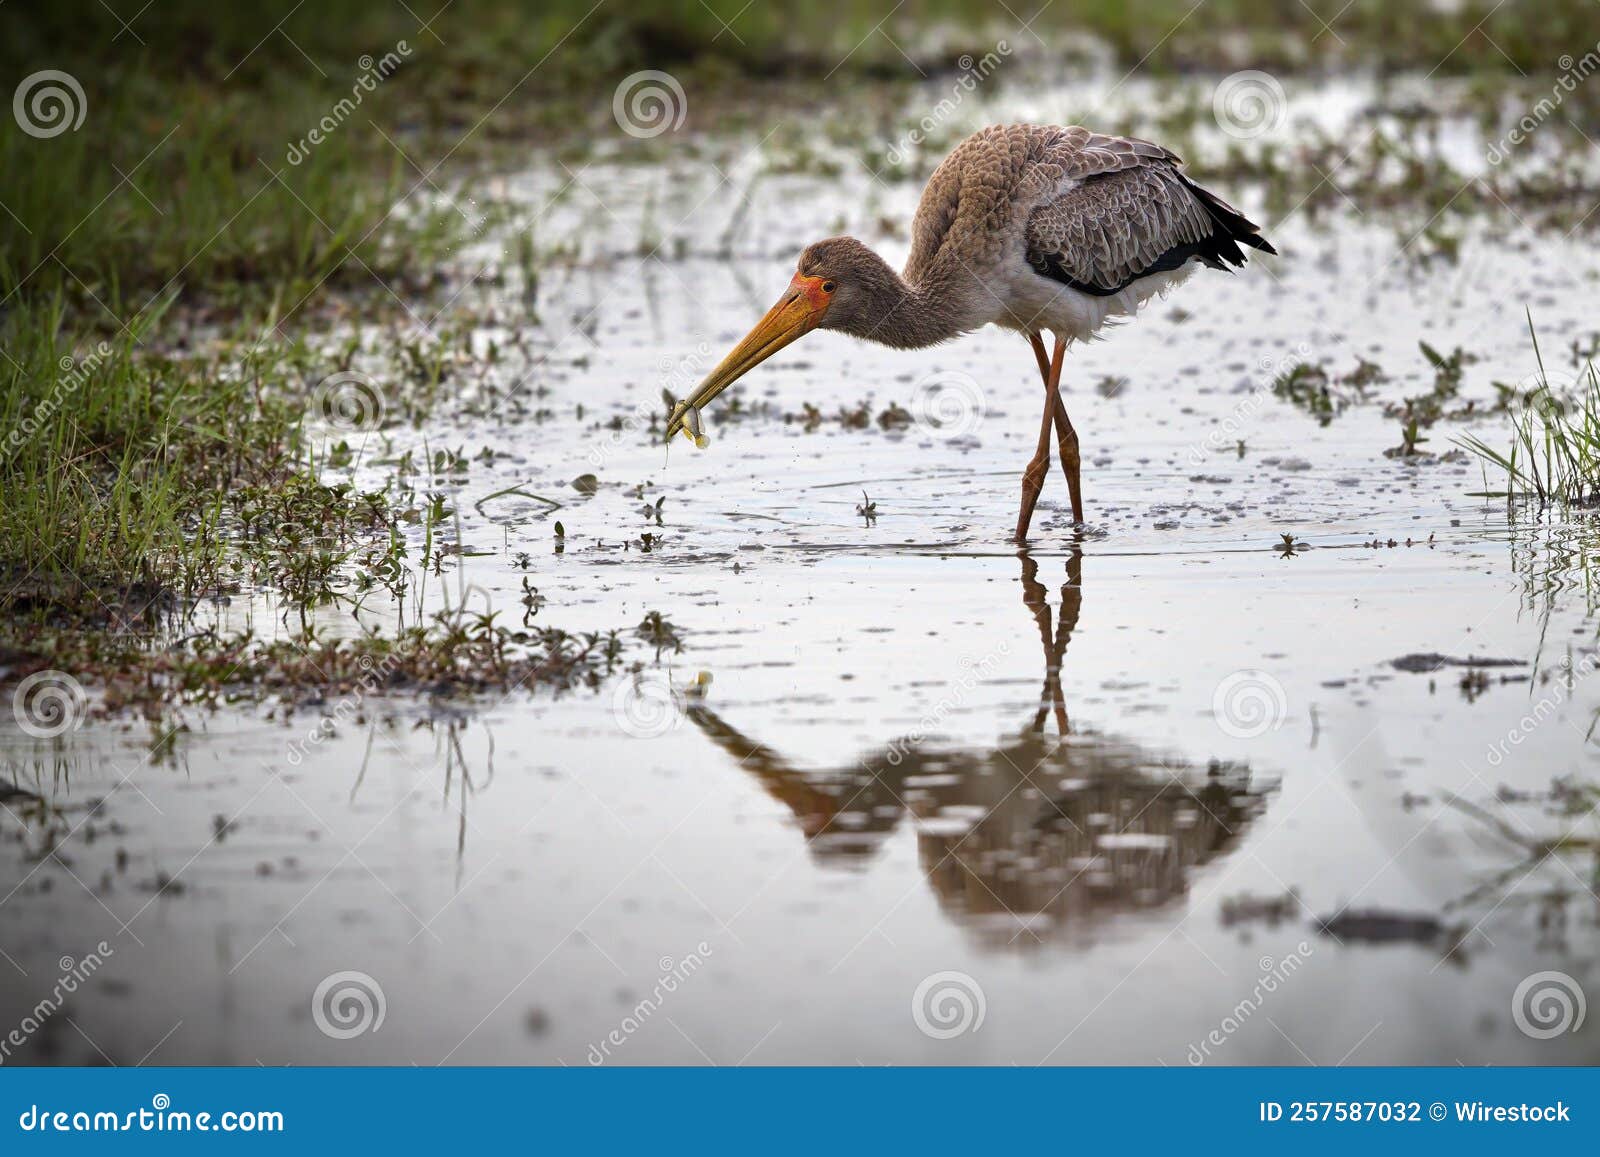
xmin=1317 ymin=907 xmax=1469 ymax=961
xmin=1220 ymin=888 xmax=1300 ymax=928
xmin=1389 ymin=653 xmax=1524 ymax=674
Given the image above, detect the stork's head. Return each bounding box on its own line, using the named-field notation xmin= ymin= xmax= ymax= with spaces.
xmin=666 ymin=237 xmax=884 ymax=442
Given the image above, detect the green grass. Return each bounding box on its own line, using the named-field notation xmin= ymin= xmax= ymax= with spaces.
xmin=0 ymin=293 xmax=309 ymax=614
xmin=3 ymin=0 xmax=1597 ymax=619
xmin=0 ymin=9 xmax=479 ymax=615
xmin=11 ymin=2 xmax=1599 ymax=85
xmin=1459 ymin=319 xmax=1600 ymax=506
xmin=0 ymin=58 xmax=463 ymax=312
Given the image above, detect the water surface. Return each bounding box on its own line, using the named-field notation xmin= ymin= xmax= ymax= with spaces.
xmin=3 ymin=83 xmax=1599 ymax=1066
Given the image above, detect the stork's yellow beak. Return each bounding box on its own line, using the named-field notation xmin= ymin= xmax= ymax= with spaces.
xmin=667 ymin=272 xmax=831 ymax=442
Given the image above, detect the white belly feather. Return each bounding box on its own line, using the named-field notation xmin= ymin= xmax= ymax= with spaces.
xmin=987 ymin=250 xmax=1199 ymax=342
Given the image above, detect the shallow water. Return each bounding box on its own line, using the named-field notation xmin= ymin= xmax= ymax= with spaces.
xmin=4 ymin=88 xmax=1600 ymax=1065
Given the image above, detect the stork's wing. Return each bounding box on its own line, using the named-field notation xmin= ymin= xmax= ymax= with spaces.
xmin=1025 ymin=128 xmax=1275 ymax=297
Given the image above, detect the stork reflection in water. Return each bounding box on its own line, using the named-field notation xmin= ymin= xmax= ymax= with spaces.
xmin=683 ymin=553 xmax=1274 ymax=947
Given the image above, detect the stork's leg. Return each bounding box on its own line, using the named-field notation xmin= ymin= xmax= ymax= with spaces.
xmin=1027 ymin=334 xmax=1069 ymax=487
xmin=1048 ymin=548 xmax=1084 ymax=733
xmin=1022 ymin=548 xmax=1083 ymax=735
xmin=1028 ymin=333 xmax=1085 ymax=523
xmin=1020 ymin=551 xmax=1055 ymax=733
xmin=1015 ymin=336 xmax=1066 ymax=541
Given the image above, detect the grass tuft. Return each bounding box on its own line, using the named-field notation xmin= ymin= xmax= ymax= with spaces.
xmin=1458 ymin=316 xmax=1600 ymax=506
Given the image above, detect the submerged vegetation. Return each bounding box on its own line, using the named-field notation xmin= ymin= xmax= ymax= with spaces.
xmin=4 ymin=0 xmax=1600 ymax=714
xmin=3 ymin=5 xmax=1600 ymax=1072
xmin=6 ymin=610 xmax=629 ymax=723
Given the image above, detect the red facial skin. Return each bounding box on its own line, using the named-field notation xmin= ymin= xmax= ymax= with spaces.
xmin=788 ymin=272 xmax=833 ymax=317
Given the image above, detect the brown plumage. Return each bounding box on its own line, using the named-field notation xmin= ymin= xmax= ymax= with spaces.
xmin=667 ymin=122 xmax=1277 ymax=539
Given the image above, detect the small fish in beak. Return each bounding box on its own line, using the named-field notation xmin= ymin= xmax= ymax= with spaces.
xmin=665 ymin=271 xmax=834 ymax=443
xmin=683 ymin=404 xmax=708 ymax=449
xmin=666 ymin=400 xmax=709 ymax=449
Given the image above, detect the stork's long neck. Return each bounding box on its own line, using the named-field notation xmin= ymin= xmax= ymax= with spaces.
xmin=834 ymin=247 xmax=965 ymax=350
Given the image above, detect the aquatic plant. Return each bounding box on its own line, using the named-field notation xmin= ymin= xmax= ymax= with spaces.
xmin=1458 ymin=318 xmax=1600 ymax=506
